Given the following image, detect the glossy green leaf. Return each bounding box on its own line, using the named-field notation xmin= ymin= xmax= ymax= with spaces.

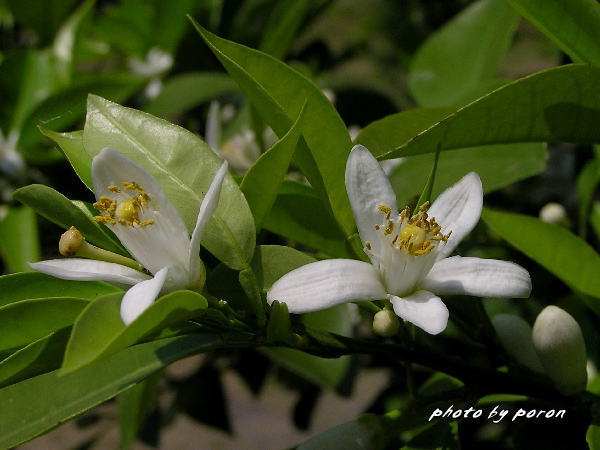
xmin=0 ymin=297 xmax=88 ymax=351
xmin=62 ymin=290 xmax=208 ymax=373
xmin=0 ymin=334 xmax=242 ymax=449
xmin=587 ymin=425 xmax=600 ymax=450
xmin=253 ymin=245 xmax=353 ymax=390
xmin=388 ymin=143 xmax=546 ymax=207
xmin=592 ymin=202 xmax=600 ymax=239
xmin=241 ymin=102 xmax=305 ymax=230
xmin=259 ymin=0 xmax=312 ymax=60
xmin=409 ymin=0 xmax=519 ymax=107
xmin=507 ymin=0 xmax=600 ymax=66
xmin=13 ymin=184 xmax=127 ymax=255
xmin=118 ymin=372 xmax=161 ymax=449
xmin=144 ymin=72 xmax=238 ymax=118
xmin=83 ymin=95 xmax=255 ymax=270
xmin=6 ymin=0 xmax=78 ymax=42
xmin=0 ymin=328 xmax=70 ymax=388
xmin=482 ymin=208 xmax=600 ymax=301
xmin=0 ymin=206 xmax=40 ymax=273
xmin=190 ymin=20 xmax=355 ymax=237
xmin=379 ymin=65 xmax=600 ymax=160
xmin=40 ymin=128 xmax=92 ymax=190
xmin=262 ymin=181 xmax=356 ymax=258
xmin=0 ymin=272 xmax=119 ymax=308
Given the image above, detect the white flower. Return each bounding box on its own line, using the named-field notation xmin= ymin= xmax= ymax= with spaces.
xmin=30 ymin=148 xmax=227 ymax=325
xmin=267 ymin=145 xmax=531 ymax=335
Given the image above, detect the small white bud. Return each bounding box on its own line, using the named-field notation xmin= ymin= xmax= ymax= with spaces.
xmin=532 ymin=306 xmax=587 ymax=395
xmin=539 ymin=202 xmax=569 ymax=226
xmin=59 ymin=227 xmax=84 ymax=257
xmin=373 ymin=309 xmax=400 ymax=337
xmin=492 ymin=314 xmax=544 ymax=373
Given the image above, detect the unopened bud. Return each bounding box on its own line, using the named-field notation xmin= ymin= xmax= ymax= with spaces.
xmin=59 ymin=227 xmax=84 ymax=256
xmin=491 ymin=314 xmax=544 ymax=373
xmin=539 ymin=202 xmax=569 ymax=227
xmin=532 ymin=306 xmax=587 ymax=395
xmin=373 ymin=309 xmax=400 ymax=337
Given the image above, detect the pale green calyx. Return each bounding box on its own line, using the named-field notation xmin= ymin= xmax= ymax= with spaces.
xmin=532 ymin=306 xmax=587 ymax=395
xmin=491 ymin=314 xmax=544 ymax=373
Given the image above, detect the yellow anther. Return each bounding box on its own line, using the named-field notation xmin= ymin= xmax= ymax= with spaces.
xmin=400 ymin=224 xmax=426 ymax=249
xmin=384 ymin=220 xmax=394 ymax=235
xmin=419 ymin=201 xmax=430 ymax=212
xmin=122 ymin=181 xmax=143 ymax=191
xmin=365 ymin=241 xmax=372 ymax=250
xmin=140 ymin=219 xmax=155 ymax=227
xmin=108 ymin=185 xmax=121 ymax=193
xmin=378 ymin=205 xmax=392 ymax=219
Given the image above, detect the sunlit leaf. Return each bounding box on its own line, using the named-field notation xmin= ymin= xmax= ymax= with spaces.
xmin=0 ymin=206 xmax=41 ymax=273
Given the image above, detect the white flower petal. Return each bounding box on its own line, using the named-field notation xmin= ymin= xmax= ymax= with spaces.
xmin=267 ymin=259 xmax=386 ymax=313
xmin=188 ymin=161 xmax=228 ymax=281
xmin=427 ymin=172 xmax=483 ymax=259
xmin=421 ymin=256 xmax=531 ymax=298
xmin=91 ymin=148 xmax=190 ymax=274
xmin=29 ymin=259 xmax=151 ymax=285
xmin=345 ymin=145 xmax=398 ymax=254
xmin=390 ymin=290 xmax=448 ymax=335
xmin=120 ymin=266 xmax=169 ymax=325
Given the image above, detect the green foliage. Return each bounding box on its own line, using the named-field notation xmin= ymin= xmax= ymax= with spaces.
xmin=409 ymin=0 xmax=519 ymax=107
xmin=0 ymin=206 xmax=40 ymax=273
xmin=61 ymin=290 xmax=208 ymax=373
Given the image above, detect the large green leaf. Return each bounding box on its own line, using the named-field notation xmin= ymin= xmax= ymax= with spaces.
xmin=0 ymin=328 xmax=70 ymax=388
xmin=62 ymin=290 xmax=208 ymax=373
xmin=262 ymin=181 xmax=356 ymax=258
xmin=241 ymin=103 xmax=304 ymax=230
xmin=83 ymin=95 xmax=255 ymax=269
xmin=388 ymin=143 xmax=546 ymax=207
xmin=143 ymin=72 xmax=239 ymax=118
xmin=6 ymin=0 xmax=78 ymax=43
xmin=297 ymin=415 xmax=386 ymax=450
xmin=0 ymin=272 xmax=119 ymax=308
xmin=507 ymin=0 xmax=600 ymax=66
xmin=190 ymin=20 xmax=355 ymax=238
xmin=482 ymin=208 xmax=600 ymax=302
xmin=40 ymin=128 xmax=92 ymax=190
xmin=0 ymin=334 xmax=244 ymax=448
xmin=0 ymin=297 xmax=88 ymax=351
xmin=259 ymin=0 xmax=312 ymax=60
xmin=14 ymin=184 xmax=127 ymax=255
xmin=576 ymin=153 xmax=600 ymax=237
xmin=0 ymin=206 xmax=41 ymax=273
xmin=379 ymin=64 xmax=600 ymax=160
xmin=253 ymin=245 xmax=353 ymax=390
xmin=408 ymin=0 xmax=519 ymax=107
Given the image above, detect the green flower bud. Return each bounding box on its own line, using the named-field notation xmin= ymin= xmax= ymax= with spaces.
xmin=492 ymin=314 xmax=544 ymax=373
xmin=373 ymin=309 xmax=400 ymax=337
xmin=532 ymin=306 xmax=587 ymax=395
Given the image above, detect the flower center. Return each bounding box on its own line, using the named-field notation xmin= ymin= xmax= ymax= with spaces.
xmin=93 ymin=182 xmax=155 ymax=227
xmin=367 ymin=201 xmax=451 ymax=257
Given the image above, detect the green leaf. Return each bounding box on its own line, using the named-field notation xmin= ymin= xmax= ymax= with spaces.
xmin=576 ymin=154 xmax=600 ymax=237
xmin=83 ymin=95 xmax=255 ymax=270
xmin=61 ymin=290 xmax=208 ymax=373
xmin=40 ymin=128 xmax=92 ymax=190
xmin=0 ymin=206 xmax=41 ymax=273
xmin=507 ymin=0 xmax=600 ymax=66
xmin=482 ymin=208 xmax=600 ymax=301
xmin=13 ymin=184 xmax=127 ymax=255
xmin=259 ymin=0 xmax=312 ymax=60
xmin=402 ymin=421 xmax=460 ymax=450
xmin=388 ymin=144 xmax=547 ymax=208
xmin=266 ymin=301 xmax=293 ymax=344
xmin=379 ymin=65 xmax=600 ymax=160
xmin=0 ymin=297 xmax=88 ymax=352
xmin=592 ymin=202 xmax=600 ymax=239
xmin=118 ymin=372 xmax=161 ymax=449
xmin=0 ymin=334 xmax=242 ymax=449
xmin=6 ymin=0 xmax=78 ymax=43
xmin=190 ymin=20 xmax=355 ymax=237
xmin=408 ymin=0 xmax=519 ymax=107
xmin=0 ymin=272 xmax=119 ymax=308
xmin=241 ymin=102 xmax=305 ymax=230
xmin=0 ymin=328 xmax=70 ymax=388
xmin=414 ymin=145 xmax=441 ymax=212
xmin=143 ymin=72 xmax=239 ymax=118
xmin=252 ymin=245 xmax=353 ymax=389
xmin=262 ymin=181 xmax=356 ymax=258
xmin=587 ymin=424 xmax=600 ymax=450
